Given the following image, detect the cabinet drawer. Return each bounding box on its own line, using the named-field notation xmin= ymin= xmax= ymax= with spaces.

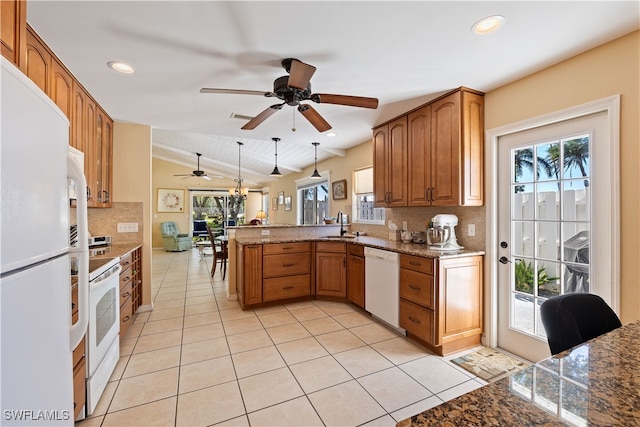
xmin=400 ymin=254 xmax=434 ymax=274
xmin=120 ymin=296 xmax=133 ymax=339
xmin=119 ymin=251 xmax=132 ymax=270
xmin=263 ymin=242 xmax=310 ymax=255
xmin=263 ymin=253 xmax=310 ymax=278
xmin=73 ymin=359 xmax=86 ymax=420
xmin=120 ymin=266 xmax=132 ymax=290
xmin=400 ymin=269 xmax=435 ymax=309
xmin=400 ymin=299 xmax=435 ymax=345
xmin=263 ymin=275 xmax=311 ymax=302
xmin=315 ymin=241 xmax=346 ymax=253
xmin=348 ymin=243 xmax=365 ymax=257
xmin=72 ymin=336 xmax=85 ymax=368
xmin=120 ymin=279 xmax=132 ymax=307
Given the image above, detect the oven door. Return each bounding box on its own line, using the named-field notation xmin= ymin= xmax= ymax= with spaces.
xmin=87 ymin=264 xmax=121 ymax=376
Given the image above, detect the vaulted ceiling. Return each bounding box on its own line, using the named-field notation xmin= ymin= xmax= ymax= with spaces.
xmin=26 ymin=1 xmax=639 ymax=186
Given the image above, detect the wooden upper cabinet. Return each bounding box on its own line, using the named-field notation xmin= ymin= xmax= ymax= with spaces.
xmin=1 ymin=0 xmax=26 ymax=68
xmin=430 ymin=92 xmax=461 ymax=206
xmin=85 ymin=96 xmax=97 ymax=205
xmin=50 ymin=59 xmax=73 ymax=119
xmin=71 ymin=82 xmax=86 ymax=152
xmin=373 ymin=87 xmax=484 ymax=208
xmin=25 ymin=28 xmax=50 ymax=94
xmin=407 ymin=105 xmax=432 ymax=206
xmin=373 ymin=116 xmax=408 ymax=207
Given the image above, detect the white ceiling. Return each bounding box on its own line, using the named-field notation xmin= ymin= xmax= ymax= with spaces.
xmin=26 ymin=1 xmax=639 ymax=186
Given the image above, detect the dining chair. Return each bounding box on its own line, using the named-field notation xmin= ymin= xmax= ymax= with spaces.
xmin=540 ymin=293 xmax=621 ymax=355
xmin=206 ymin=224 xmax=228 ymax=279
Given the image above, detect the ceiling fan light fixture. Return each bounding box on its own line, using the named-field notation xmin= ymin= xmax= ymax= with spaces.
xmin=107 ymin=61 xmax=134 ymax=74
xmin=471 ymin=15 xmax=505 ymax=35
xmin=326 ymin=132 xmax=337 ymax=137
xmin=310 ymin=142 xmax=322 ymax=179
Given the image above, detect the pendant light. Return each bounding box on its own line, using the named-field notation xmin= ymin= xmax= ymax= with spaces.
xmin=310 ymin=142 xmax=322 ymax=179
xmin=229 ymin=141 xmax=248 ymax=198
xmin=270 ymin=137 xmax=282 ymax=176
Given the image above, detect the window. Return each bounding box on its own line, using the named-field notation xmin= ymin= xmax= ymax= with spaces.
xmin=352 ymin=167 xmax=385 ymax=224
xmin=299 ymin=181 xmax=329 ymax=225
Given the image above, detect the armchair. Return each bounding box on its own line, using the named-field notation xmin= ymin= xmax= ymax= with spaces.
xmin=160 ymin=221 xmax=192 ymax=252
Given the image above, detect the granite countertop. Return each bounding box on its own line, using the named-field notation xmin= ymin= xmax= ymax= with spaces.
xmin=397 ymin=319 xmax=640 ymax=426
xmin=234 ymin=234 xmax=484 ymax=259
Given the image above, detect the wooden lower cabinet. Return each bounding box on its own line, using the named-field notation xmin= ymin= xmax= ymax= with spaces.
xmin=315 ymin=242 xmax=346 ymax=298
xmin=399 ymin=253 xmax=483 ymax=355
xmin=72 ymin=358 xmax=86 ymax=420
xmin=346 ymin=244 xmax=365 ymax=308
xmin=263 ymin=275 xmax=311 ymax=302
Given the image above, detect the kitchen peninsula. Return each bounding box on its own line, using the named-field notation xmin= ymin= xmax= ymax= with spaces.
xmin=230 ymin=224 xmax=484 ymax=356
xmin=397 ymin=319 xmax=640 ymax=426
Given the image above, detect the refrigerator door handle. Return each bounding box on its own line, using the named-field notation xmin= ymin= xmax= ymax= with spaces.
xmin=68 ymin=150 xmax=89 ymax=351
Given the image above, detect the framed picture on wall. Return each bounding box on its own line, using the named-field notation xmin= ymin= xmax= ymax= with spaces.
xmin=332 ymin=179 xmax=347 ymax=200
xmin=272 ymin=198 xmax=278 ymax=211
xmin=157 ymin=188 xmax=184 ymax=212
xmin=278 ymin=191 xmax=285 ymax=205
xmin=284 ymin=196 xmax=292 ymax=211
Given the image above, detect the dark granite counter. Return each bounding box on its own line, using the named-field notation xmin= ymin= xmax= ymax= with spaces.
xmin=397 ymin=319 xmax=640 ymax=426
xmin=234 ymin=234 xmax=484 ymax=259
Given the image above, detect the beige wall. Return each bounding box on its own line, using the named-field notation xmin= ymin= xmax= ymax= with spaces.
xmin=112 ymin=122 xmax=153 ymax=308
xmin=484 ymin=30 xmax=640 ymax=322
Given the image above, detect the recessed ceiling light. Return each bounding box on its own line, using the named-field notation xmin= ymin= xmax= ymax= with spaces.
xmin=326 ymin=132 xmax=337 ymax=137
xmin=107 ymin=61 xmax=134 ymax=74
xmin=471 ymin=15 xmax=505 ymax=35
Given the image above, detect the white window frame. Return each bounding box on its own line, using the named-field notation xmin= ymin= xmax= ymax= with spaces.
xmin=295 ymin=171 xmax=330 ymax=225
xmin=352 ymin=166 xmax=385 ymax=225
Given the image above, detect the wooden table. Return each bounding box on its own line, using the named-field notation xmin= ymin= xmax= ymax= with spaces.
xmin=398 ymin=320 xmax=640 ymax=426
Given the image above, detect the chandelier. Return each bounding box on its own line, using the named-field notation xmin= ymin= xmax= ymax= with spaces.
xmin=229 ymin=141 xmax=249 ymax=198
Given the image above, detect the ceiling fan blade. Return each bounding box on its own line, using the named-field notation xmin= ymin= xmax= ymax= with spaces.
xmin=173 ymin=173 xmax=193 ymax=177
xmin=202 ymin=175 xmax=213 ymax=181
xmin=241 ymin=104 xmax=283 ymax=130
xmin=298 ymin=104 xmax=332 ymax=132
xmin=287 ymin=59 xmax=316 ymax=91
xmin=311 ymin=93 xmax=379 ymax=109
xmin=200 ymin=88 xmax=275 ymax=97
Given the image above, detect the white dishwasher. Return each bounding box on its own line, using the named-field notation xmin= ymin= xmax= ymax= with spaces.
xmin=364 ymin=247 xmax=404 ymax=332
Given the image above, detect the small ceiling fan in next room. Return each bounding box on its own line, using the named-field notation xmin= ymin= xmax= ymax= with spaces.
xmin=200 ymin=58 xmax=379 ymax=132
xmin=173 ymin=152 xmax=220 ymax=180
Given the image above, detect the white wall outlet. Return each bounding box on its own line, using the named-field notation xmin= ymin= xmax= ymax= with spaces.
xmin=117 ymin=222 xmax=138 ymax=233
xmin=261 ymin=229 xmax=270 ymax=236
xmin=402 ymin=221 xmax=408 ymax=231
xmin=468 ymin=223 xmax=476 ymax=236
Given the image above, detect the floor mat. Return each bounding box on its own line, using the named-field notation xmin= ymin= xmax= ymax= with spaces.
xmin=450 ymin=347 xmax=529 ymax=383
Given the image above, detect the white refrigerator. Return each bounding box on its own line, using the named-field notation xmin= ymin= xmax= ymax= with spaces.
xmin=1 ymin=57 xmax=89 ymax=425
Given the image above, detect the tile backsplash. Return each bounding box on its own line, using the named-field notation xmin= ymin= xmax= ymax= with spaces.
xmin=85 ymin=202 xmax=144 ymax=245
xmin=349 ymin=206 xmax=486 ymax=251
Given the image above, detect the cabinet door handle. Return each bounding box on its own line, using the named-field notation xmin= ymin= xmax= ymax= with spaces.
xmin=122 ymin=315 xmax=130 ymax=322
xmin=282 ymin=263 xmax=294 ymax=267
xmin=122 ymin=292 xmax=131 ymax=298
xmin=102 ymin=190 xmax=109 ymax=203
xmin=408 ymin=316 xmax=421 ymax=324
xmin=86 ymin=186 xmax=92 ymax=201
xmin=409 ymin=284 xmax=421 ymax=291
xmin=282 ymin=286 xmax=294 ymax=290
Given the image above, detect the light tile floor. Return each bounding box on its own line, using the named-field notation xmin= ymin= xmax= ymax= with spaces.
xmin=77 ymin=248 xmax=486 ymax=427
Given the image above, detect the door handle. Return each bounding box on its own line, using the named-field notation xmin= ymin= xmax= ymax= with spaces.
xmin=499 ymin=256 xmax=511 ymax=264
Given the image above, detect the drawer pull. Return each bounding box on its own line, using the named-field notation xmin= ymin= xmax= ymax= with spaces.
xmin=282 ymin=246 xmax=294 ymax=250
xmin=282 ymin=263 xmax=294 ymax=267
xmin=122 ymin=315 xmax=130 ymax=322
xmin=409 ymin=261 xmax=422 ymax=266
xmin=408 ymin=316 xmax=421 ymax=324
xmin=282 ymin=286 xmax=294 ymax=290
xmin=122 ymin=292 xmax=131 ymax=298
xmin=409 ymin=284 xmax=421 ymax=291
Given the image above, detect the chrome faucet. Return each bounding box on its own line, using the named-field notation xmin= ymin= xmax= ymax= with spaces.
xmin=337 ymin=211 xmax=347 ymax=236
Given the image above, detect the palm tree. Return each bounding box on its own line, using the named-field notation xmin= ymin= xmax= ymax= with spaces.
xmin=513 ymin=148 xmax=555 ymax=192
xmin=563 ymin=137 xmax=589 ymax=186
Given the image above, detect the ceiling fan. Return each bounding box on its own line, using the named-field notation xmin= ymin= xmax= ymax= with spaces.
xmin=200 ymin=58 xmax=379 ymax=132
xmin=173 ymin=153 xmax=215 ymax=180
